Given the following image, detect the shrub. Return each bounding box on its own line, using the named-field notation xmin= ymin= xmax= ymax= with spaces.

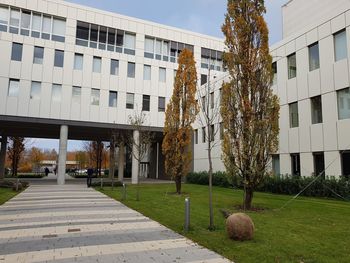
xmin=5 ymin=173 xmax=45 ymax=179
xmin=0 ymin=180 xmax=29 ymax=189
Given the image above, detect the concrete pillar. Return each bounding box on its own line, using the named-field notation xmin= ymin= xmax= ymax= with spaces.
xmin=0 ymin=136 xmax=7 ymax=180
xmin=57 ymin=125 xmax=68 ymax=185
xmin=118 ymin=143 xmax=125 ymax=182
xmin=131 ymin=130 xmax=139 ymax=184
xmin=109 ymin=137 xmax=115 ymax=180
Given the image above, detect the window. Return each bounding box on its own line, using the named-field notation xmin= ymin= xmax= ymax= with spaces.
xmin=74 ymin=53 xmax=83 ymax=70
xmin=76 ymin=21 xmax=89 ymax=46
xmin=144 ymin=37 xmax=154 ymax=58
xmin=311 ymin=96 xmax=323 ymax=124
xmin=33 ymin=46 xmax=44 ymax=64
xmin=51 ymin=84 xmax=61 ymax=102
xmin=210 ymin=92 xmax=214 ymax=109
xmin=42 ymin=15 xmax=51 ymax=40
xmin=158 ymin=97 xmax=165 ymax=112
xmin=30 ymin=81 xmax=41 ymax=100
xmin=142 ymin=95 xmax=150 ymax=111
xmin=309 ymin=42 xmax=320 ymax=71
xmin=272 ymin=62 xmax=277 ymax=85
xmin=72 ymin=86 xmax=81 ymax=104
xmin=110 ymin=59 xmax=119 ymax=75
xmin=210 ymin=125 xmax=215 ymax=142
xmin=91 ymin=89 xmax=100 ymax=106
xmin=342 ymin=151 xmax=350 ymax=178
xmin=201 ymin=48 xmax=223 ymax=71
xmin=144 ymin=65 xmax=151 ymax=80
xmin=52 ymin=18 xmax=65 ymax=42
xmin=337 ymin=88 xmax=350 ymax=120
xmin=54 ymin=50 xmax=64 ymax=67
xmin=127 ymin=62 xmax=135 ymax=78
xmin=126 ymin=93 xmax=134 ymax=109
xmin=334 ymin=30 xmax=347 ymax=62
xmin=201 ymin=96 xmax=206 ymax=110
xmin=272 ymin=155 xmax=280 ymax=175
xmin=124 ymin=33 xmax=135 ymax=55
xmin=291 ymin=153 xmax=300 ymax=177
xmin=289 ymin=102 xmax=299 ymax=128
xmin=20 ymin=10 xmax=30 ymax=36
xmin=202 ymin=127 xmax=206 ymax=143
xmin=159 ymin=67 xmax=166 ymax=82
xmin=194 ymin=129 xmax=198 ymax=144
xmin=98 ymin=26 xmax=107 ymax=50
xmin=8 ymin=79 xmax=19 ymax=97
xmin=109 ymin=91 xmax=118 ymax=107
xmin=11 ymin=43 xmax=22 ymax=61
xmin=9 ymin=9 xmax=19 ymax=34
xmin=220 ymin=122 xmax=224 ymax=140
xmin=201 ymin=74 xmax=207 ymax=86
xmin=93 ymin=56 xmax=101 ymax=73
xmin=0 ymin=6 xmax=9 ymax=32
xmin=313 ymin=152 xmax=325 ymax=179
xmin=287 ymin=53 xmax=296 ymax=79
xmin=31 ymin=13 xmax=41 ymax=38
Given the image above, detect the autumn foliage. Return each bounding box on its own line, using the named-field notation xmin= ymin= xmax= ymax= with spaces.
xmin=221 ymin=0 xmax=280 ymax=209
xmin=162 ymin=49 xmax=198 ymax=194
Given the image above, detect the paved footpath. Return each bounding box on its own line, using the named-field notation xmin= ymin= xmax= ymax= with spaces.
xmin=0 ymin=184 xmax=232 ymax=263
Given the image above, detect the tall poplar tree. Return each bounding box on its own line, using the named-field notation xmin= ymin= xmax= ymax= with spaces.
xmin=221 ymin=0 xmax=280 ymax=210
xmin=163 ymin=48 xmax=198 ymax=194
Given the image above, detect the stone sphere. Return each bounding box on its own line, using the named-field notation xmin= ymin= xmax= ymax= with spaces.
xmin=226 ymin=213 xmax=254 ymax=241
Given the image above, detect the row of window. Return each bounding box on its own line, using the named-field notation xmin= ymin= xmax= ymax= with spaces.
xmin=289 ymin=88 xmax=350 ymax=128
xmin=0 ymin=5 xmax=66 ymax=42
xmin=201 ymin=48 xmax=223 ymax=71
xmin=272 ymin=151 xmax=350 ymax=177
xmin=7 ymin=79 xmax=167 ymax=112
xmin=193 ymin=123 xmax=224 ymax=144
xmin=273 ymin=29 xmax=348 ymax=84
xmin=76 ymin=21 xmax=136 ymax=55
xmin=10 ymin=43 xmax=170 ymax=82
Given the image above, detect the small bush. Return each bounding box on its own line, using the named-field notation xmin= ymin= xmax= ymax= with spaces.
xmin=5 ymin=173 xmax=45 ymax=179
xmin=0 ymin=180 xmax=29 ymax=189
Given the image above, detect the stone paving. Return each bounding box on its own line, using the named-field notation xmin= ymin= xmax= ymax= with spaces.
xmin=0 ymin=183 xmax=232 ymax=263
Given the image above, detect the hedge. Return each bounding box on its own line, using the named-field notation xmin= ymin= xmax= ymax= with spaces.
xmin=186 ymin=171 xmax=350 ymax=200
xmin=5 ymin=173 xmax=46 ymax=179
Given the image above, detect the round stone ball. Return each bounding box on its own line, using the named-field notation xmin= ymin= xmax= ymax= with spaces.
xmin=226 ymin=213 xmax=254 ymax=241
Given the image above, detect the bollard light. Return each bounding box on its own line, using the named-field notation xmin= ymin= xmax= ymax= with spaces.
xmin=122 ymin=183 xmax=126 ymax=200
xmin=184 ymin=197 xmax=190 ymax=232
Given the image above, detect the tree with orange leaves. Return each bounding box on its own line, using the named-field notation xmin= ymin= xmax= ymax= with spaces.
xmin=221 ymin=0 xmax=280 ymax=210
xmin=162 ymin=48 xmax=198 ymax=194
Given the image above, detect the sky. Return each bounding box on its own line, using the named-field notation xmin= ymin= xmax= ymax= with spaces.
xmin=33 ymin=0 xmax=286 ymax=151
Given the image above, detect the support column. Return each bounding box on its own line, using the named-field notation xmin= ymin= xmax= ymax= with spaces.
xmin=118 ymin=143 xmax=125 ymax=182
xmin=109 ymin=137 xmax=115 ymax=180
xmin=57 ymin=125 xmax=68 ymax=185
xmin=156 ymin=142 xmax=159 ymax=179
xmin=0 ymin=136 xmax=7 ymax=180
xmin=131 ymin=130 xmax=139 ymax=184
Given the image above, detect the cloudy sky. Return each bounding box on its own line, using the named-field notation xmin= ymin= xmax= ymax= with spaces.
xmin=33 ymin=0 xmax=286 ymax=151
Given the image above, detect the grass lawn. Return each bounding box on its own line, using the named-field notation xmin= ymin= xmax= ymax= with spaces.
xmin=98 ymin=183 xmax=350 ymax=263
xmin=0 ymin=188 xmax=20 ymax=205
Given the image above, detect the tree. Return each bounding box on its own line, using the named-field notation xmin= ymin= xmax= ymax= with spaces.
xmin=221 ymin=0 xmax=280 ymax=210
xmin=84 ymin=141 xmax=104 ymax=176
xmin=7 ymin=137 xmax=26 ymax=177
xmin=29 ymin=147 xmax=44 ymax=173
xmin=75 ymin=151 xmax=88 ymax=170
xmin=127 ymin=111 xmax=154 ymax=200
xmin=163 ymin=48 xmax=198 ymax=194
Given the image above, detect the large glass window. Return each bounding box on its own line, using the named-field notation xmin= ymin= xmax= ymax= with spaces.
xmin=291 ymin=153 xmax=300 ymax=177
xmin=342 ymin=151 xmax=350 ymax=178
xmin=42 ymin=15 xmax=51 ymax=40
xmin=0 ymin=6 xmax=8 ymax=32
xmin=159 ymin=67 xmax=166 ymax=82
xmin=76 ymin=21 xmax=89 ymax=46
xmin=98 ymin=26 xmax=107 ymax=50
xmin=74 ymin=53 xmax=83 ymax=70
xmin=54 ymin=50 xmax=64 ymax=67
xmin=313 ymin=152 xmax=325 ymax=179
xmin=11 ymin=43 xmax=22 ymax=61
xmin=110 ymin=59 xmax=119 ymax=75
xmin=31 ymin=13 xmax=41 ymax=38
xmin=107 ymin=28 xmax=116 ymax=51
xmin=51 ymin=84 xmax=61 ymax=102
xmin=20 ymin=10 xmax=30 ymax=36
xmin=144 ymin=37 xmax=154 ymax=58
xmin=158 ymin=97 xmax=165 ymax=112
xmin=309 ymin=42 xmax=320 ymax=71
xmin=33 ymin=46 xmax=44 ymax=64
xmin=93 ymin=56 xmax=101 ymax=73
xmin=91 ymin=89 xmax=100 ymax=106
xmin=127 ymin=62 xmax=135 ymax=78
xmin=287 ymin=53 xmax=296 ymax=79
xmin=8 ymin=79 xmax=19 ymax=97
xmin=311 ymin=96 xmax=323 ymax=124
xmin=72 ymin=86 xmax=81 ymax=104
xmin=289 ymin=102 xmax=299 ymax=128
xmin=142 ymin=95 xmax=150 ymax=111
xmin=334 ymin=30 xmax=347 ymax=62
xmin=126 ymin=93 xmax=134 ymax=109
xmin=109 ymin=91 xmax=118 ymax=107
xmin=9 ymin=9 xmax=19 ymax=34
xmin=124 ymin=33 xmax=135 ymax=55
xmin=52 ymin=18 xmax=65 ymax=42
xmin=144 ymin=65 xmax=151 ymax=80
xmin=272 ymin=62 xmax=277 ymax=85
xmin=337 ymin=87 xmax=350 ymax=120
xmin=30 ymin=81 xmax=41 ymax=100
xmin=272 ymin=155 xmax=280 ymax=175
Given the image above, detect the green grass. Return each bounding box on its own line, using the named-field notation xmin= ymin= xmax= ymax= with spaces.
xmin=98 ymin=183 xmax=350 ymax=263
xmin=0 ymin=187 xmax=20 ymax=205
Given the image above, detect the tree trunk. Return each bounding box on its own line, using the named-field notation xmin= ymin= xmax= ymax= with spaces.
xmin=175 ymin=176 xmax=182 ymax=194
xmin=244 ymin=187 xmax=254 ymax=210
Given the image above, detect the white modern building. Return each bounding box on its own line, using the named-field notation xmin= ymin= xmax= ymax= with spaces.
xmin=0 ymin=0 xmax=225 ymax=184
